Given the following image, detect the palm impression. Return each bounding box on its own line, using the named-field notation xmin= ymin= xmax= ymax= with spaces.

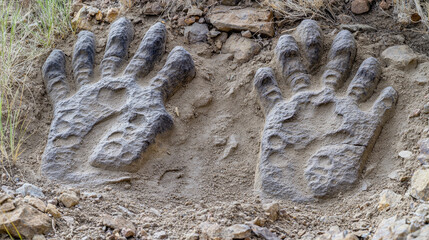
xmin=42 ymin=18 xmax=195 ymax=184
xmin=254 ymin=20 xmax=397 ymax=202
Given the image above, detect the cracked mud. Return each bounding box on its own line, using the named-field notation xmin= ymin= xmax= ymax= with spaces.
xmin=254 ymin=20 xmax=398 ymax=202
xmin=42 ymin=17 xmax=195 ymax=184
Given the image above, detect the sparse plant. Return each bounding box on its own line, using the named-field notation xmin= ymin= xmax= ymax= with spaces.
xmin=392 ymin=0 xmax=429 ymax=28
xmin=260 ymin=0 xmax=333 ymax=25
xmin=0 ymin=0 xmax=72 ymax=177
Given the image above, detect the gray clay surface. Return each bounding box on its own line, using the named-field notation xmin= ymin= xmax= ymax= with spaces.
xmin=254 ymin=20 xmax=398 ymax=202
xmin=42 ymin=18 xmax=195 ymax=184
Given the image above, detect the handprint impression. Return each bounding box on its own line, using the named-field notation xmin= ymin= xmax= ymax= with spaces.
xmin=254 ymin=20 xmax=398 ymax=201
xmin=42 ymin=18 xmax=195 ymax=184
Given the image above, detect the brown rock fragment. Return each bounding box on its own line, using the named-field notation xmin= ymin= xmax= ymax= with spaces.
xmin=143 ymin=2 xmax=163 ymax=15
xmin=184 ymin=17 xmax=196 ymax=25
xmin=380 ymin=0 xmax=390 ymax=10
xmin=24 ymin=196 xmax=46 ymax=212
xmin=208 ymin=6 xmax=274 ymax=36
xmin=45 ymin=203 xmax=61 ymax=218
xmin=106 ymin=8 xmax=120 ymax=23
xmin=59 ymin=191 xmax=80 ymax=208
xmin=0 ymin=203 xmax=51 ymax=239
xmin=351 ymin=0 xmax=370 ymax=14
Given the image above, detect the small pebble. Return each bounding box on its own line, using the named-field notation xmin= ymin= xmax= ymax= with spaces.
xmin=241 ymin=30 xmax=252 ymax=38
xmin=409 ymin=109 xmax=421 ymax=118
xmin=399 ymin=150 xmax=413 ymax=159
xmin=423 ymin=102 xmax=429 ymax=114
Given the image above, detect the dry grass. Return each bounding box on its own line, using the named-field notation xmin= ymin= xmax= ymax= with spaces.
xmin=0 ymin=0 xmax=71 ymax=177
xmin=393 ymin=0 xmax=429 ymax=29
xmin=260 ymin=0 xmax=335 ymax=25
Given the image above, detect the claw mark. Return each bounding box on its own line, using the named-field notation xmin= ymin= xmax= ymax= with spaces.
xmin=41 ymin=18 xmax=195 ymax=184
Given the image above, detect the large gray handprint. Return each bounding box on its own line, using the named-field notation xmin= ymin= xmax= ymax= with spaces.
xmin=254 ymin=20 xmax=397 ymax=202
xmin=42 ymin=18 xmax=195 ymax=184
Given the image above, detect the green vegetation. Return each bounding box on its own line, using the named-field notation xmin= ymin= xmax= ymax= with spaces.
xmin=0 ymin=0 xmax=72 ymax=176
xmin=3 ymin=222 xmax=23 ymax=240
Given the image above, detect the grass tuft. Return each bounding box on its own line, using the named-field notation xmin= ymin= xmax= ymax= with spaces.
xmin=260 ymin=0 xmax=333 ymax=25
xmin=0 ymin=0 xmax=72 ymax=177
xmin=392 ymin=0 xmax=429 ymax=28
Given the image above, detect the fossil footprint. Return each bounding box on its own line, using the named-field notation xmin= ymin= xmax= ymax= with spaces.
xmin=42 ymin=18 xmax=195 ymax=184
xmin=254 ymin=20 xmax=398 ymax=202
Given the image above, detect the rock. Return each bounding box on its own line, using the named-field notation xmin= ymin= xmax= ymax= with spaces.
xmin=192 ymin=89 xmax=213 ymax=108
xmin=343 ymin=234 xmax=359 ymax=240
xmin=380 ymin=0 xmax=390 ymax=10
xmin=418 ymin=138 xmax=429 ymax=165
xmin=413 ymin=224 xmax=429 ymax=239
xmin=96 ymin=11 xmax=103 ymax=21
xmin=186 ymin=232 xmax=199 ymax=240
xmin=410 ymin=109 xmax=421 ymax=118
xmin=1 ymin=185 xmax=15 ymax=195
xmin=59 ymin=191 xmax=80 ymax=208
xmin=71 ymin=6 xmax=93 ymax=31
xmin=241 ymin=30 xmax=252 ymax=38
xmin=388 ymin=170 xmax=404 ymax=181
xmin=33 ymin=234 xmax=46 ymax=240
xmin=119 ymin=0 xmax=134 ymax=9
xmin=0 ymin=203 xmax=51 ymax=239
xmin=24 ymin=196 xmax=46 ymax=212
xmin=121 ymin=228 xmax=135 ymax=238
xmin=412 ymin=62 xmax=429 ymax=85
xmin=338 ymin=14 xmax=353 ymax=24
xmin=143 ymin=2 xmax=163 ymax=15
xmin=138 ymin=229 xmax=148 ymax=237
xmin=102 ymin=215 xmax=136 ymax=233
xmin=45 ymin=203 xmax=61 ymax=218
xmin=0 ymin=193 xmax=12 ymax=204
xmin=187 ymin=7 xmax=203 ymax=17
xmin=373 ymin=216 xmax=410 ymax=240
xmin=208 ymin=6 xmax=274 ymax=36
xmin=106 ymin=8 xmax=120 ymax=23
xmin=215 ymin=32 xmax=228 ymax=49
xmin=222 ymin=33 xmax=261 ymax=63
xmin=263 ymin=202 xmax=280 ymax=221
xmin=0 ymin=199 xmax=15 ymax=212
xmin=224 ymin=224 xmax=251 ymax=239
xmin=184 ymin=23 xmax=209 ymax=44
xmin=153 ymin=230 xmax=168 ymax=239
xmin=351 ymin=0 xmax=370 ymax=14
xmin=199 ymin=222 xmax=223 ymax=239
xmin=184 ymin=17 xmax=196 ymax=25
xmin=251 ymin=216 xmax=266 ymax=227
xmin=221 ymin=0 xmax=240 ymax=5
xmin=72 ymin=0 xmax=83 ymax=14
xmin=86 ymin=6 xmax=100 ymax=17
xmin=340 ymin=24 xmax=377 ymax=32
xmin=378 ymin=189 xmax=401 ymax=211
xmin=220 ymin=134 xmax=238 ymax=159
xmin=149 ymin=207 xmax=161 ymax=216
xmin=250 ymin=224 xmax=281 ymax=240
xmin=381 ymin=45 xmax=418 ymax=70
xmin=208 ymin=29 xmax=221 ymax=38
xmin=16 ymin=183 xmax=45 ymax=198
xmin=399 ymin=150 xmax=413 ymax=159
xmin=423 ymin=102 xmax=429 ymax=114
xmin=410 ymin=167 xmax=429 ymax=201
xmin=213 ymin=136 xmax=227 ymax=146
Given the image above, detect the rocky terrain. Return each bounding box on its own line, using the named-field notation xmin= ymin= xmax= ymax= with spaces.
xmin=3 ymin=0 xmax=429 ymax=239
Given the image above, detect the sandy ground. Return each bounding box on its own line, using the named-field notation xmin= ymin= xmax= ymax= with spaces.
xmin=2 ymin=0 xmax=429 ymax=239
